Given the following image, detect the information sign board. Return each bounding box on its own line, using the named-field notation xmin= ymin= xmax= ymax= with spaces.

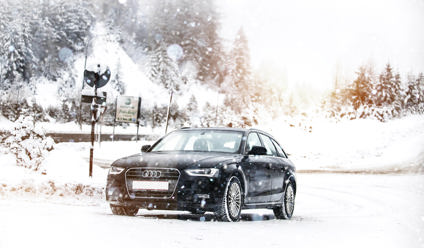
xmin=115 ymin=96 xmax=141 ymax=123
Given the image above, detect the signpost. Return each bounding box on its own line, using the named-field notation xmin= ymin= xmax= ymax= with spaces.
xmin=82 ymin=65 xmax=111 ymax=177
xmin=113 ymin=96 xmax=142 ymax=142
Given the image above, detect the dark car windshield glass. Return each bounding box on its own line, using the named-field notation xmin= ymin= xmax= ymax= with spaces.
xmin=151 ymin=130 xmax=243 ymax=153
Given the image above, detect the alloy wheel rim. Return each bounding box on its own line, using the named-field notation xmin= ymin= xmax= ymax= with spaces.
xmin=228 ymin=182 xmax=241 ymax=218
xmin=285 ymin=185 xmax=295 ymax=216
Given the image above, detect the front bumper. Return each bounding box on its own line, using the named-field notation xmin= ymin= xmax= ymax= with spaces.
xmin=106 ymin=168 xmax=225 ymax=212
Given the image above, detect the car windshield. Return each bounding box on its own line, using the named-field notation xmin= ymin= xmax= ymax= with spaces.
xmin=150 ymin=130 xmax=244 ymax=153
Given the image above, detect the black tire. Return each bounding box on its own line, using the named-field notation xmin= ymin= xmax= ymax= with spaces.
xmin=110 ymin=204 xmax=139 ymax=216
xmin=215 ymin=176 xmax=243 ymax=222
xmin=273 ymin=182 xmax=295 ymax=219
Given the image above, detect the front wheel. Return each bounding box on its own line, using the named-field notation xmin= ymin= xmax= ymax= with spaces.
xmin=110 ymin=204 xmax=139 ymax=216
xmin=215 ymin=176 xmax=243 ymax=222
xmin=273 ymin=182 xmax=295 ymax=219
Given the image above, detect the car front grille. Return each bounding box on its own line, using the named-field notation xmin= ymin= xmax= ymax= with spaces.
xmin=125 ymin=167 xmax=180 ymax=199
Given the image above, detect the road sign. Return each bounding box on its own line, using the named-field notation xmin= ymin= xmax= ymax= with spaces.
xmin=115 ymin=96 xmax=141 ymax=123
xmin=83 ymin=66 xmax=111 ymax=89
xmin=81 ymin=92 xmax=107 ymax=104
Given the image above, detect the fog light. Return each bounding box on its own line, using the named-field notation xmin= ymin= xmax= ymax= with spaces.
xmin=195 ymin=194 xmax=210 ymax=199
xmin=108 ymin=187 xmax=124 ymax=201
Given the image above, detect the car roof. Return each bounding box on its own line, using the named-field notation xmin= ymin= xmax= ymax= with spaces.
xmin=180 ymin=127 xmax=247 ymax=132
xmin=178 ymin=127 xmax=274 ymax=138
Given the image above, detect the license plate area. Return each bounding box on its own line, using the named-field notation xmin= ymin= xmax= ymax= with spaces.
xmin=132 ymin=180 xmax=169 ymax=191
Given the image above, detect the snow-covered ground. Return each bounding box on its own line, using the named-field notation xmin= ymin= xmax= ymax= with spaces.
xmin=262 ymin=114 xmax=424 ymax=173
xmin=1 ymin=115 xmax=423 ymax=199
xmin=1 ymin=115 xmax=423 ymax=247
xmin=1 ymin=173 xmax=423 ymax=248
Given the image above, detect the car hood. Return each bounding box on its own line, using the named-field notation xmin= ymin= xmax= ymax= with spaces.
xmin=111 ymin=151 xmax=241 ymax=170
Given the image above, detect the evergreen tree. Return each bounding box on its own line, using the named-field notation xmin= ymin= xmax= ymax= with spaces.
xmin=148 ymin=41 xmax=182 ymax=91
xmin=110 ymin=60 xmax=126 ymax=95
xmin=349 ymin=66 xmax=373 ymax=111
xmin=404 ymin=73 xmax=424 ymax=114
xmin=223 ymin=28 xmax=252 ymax=112
xmin=221 ymin=28 xmax=254 ymax=126
xmin=0 ymin=0 xmax=35 ymax=91
xmin=200 ymin=102 xmax=216 ymax=127
xmin=144 ymin=0 xmax=224 ymax=85
xmin=186 ymin=94 xmax=200 ymax=126
xmin=375 ymin=64 xmax=401 ymax=107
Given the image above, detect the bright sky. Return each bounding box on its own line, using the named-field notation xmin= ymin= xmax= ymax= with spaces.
xmin=217 ymin=0 xmax=424 ymax=91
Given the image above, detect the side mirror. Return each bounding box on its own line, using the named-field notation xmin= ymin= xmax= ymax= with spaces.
xmin=141 ymin=145 xmax=151 ymax=152
xmin=248 ymin=146 xmax=267 ymax=156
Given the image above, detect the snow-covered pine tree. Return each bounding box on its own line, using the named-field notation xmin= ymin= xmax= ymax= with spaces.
xmin=373 ymin=64 xmax=402 ymax=120
xmin=148 ymin=41 xmax=182 ymax=91
xmin=404 ymin=73 xmax=424 ymax=114
xmin=392 ymin=73 xmax=404 ymax=117
xmin=222 ymin=28 xmax=255 ymax=127
xmin=145 ymin=0 xmax=224 ymax=86
xmin=31 ymin=1 xmax=60 ymax=80
xmin=110 ymin=59 xmax=126 ymax=95
xmin=186 ymin=94 xmax=200 ymax=126
xmin=375 ymin=64 xmax=401 ymax=106
xmin=349 ymin=66 xmax=373 ymax=112
xmin=419 ymin=73 xmax=424 ymax=113
xmin=200 ymin=102 xmax=216 ymax=127
xmin=151 ymin=104 xmax=167 ymax=128
xmin=167 ymin=102 xmax=188 ymax=129
xmin=0 ymin=1 xmax=35 ymax=93
xmin=176 ymin=0 xmax=224 ymax=84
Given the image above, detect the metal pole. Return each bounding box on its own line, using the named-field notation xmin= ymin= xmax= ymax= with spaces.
xmin=136 ymin=97 xmax=141 ymax=142
xmin=89 ymin=118 xmax=95 ymax=177
xmin=112 ymin=121 xmax=116 ymax=142
xmin=89 ymin=86 xmax=98 ymax=178
xmin=164 ymin=91 xmax=173 ymax=134
xmin=136 ymin=122 xmax=139 ymax=142
xmin=112 ymin=97 xmax=117 ymax=142
xmin=98 ymin=120 xmax=102 ymax=146
xmin=89 ymin=100 xmax=95 ymax=178
xmin=215 ymin=93 xmax=219 ymax=126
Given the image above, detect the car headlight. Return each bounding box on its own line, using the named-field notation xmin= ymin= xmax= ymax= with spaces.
xmin=109 ymin=166 xmax=125 ymax=175
xmin=185 ymin=168 xmax=219 ymax=178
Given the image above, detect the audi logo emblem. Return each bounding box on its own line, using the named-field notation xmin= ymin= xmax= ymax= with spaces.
xmin=142 ymin=170 xmax=161 ymax=178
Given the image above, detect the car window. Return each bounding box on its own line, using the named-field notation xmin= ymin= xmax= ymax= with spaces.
xmin=271 ymin=139 xmax=287 ymax=158
xmin=151 ymin=130 xmax=243 ymax=153
xmin=245 ymin=132 xmax=262 ymax=153
xmin=259 ymin=134 xmax=277 ymax=156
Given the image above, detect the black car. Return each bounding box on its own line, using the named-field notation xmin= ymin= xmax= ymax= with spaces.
xmin=106 ymin=127 xmax=296 ymax=222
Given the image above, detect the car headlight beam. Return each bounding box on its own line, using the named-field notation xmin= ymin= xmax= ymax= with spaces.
xmin=109 ymin=166 xmax=125 ymax=175
xmin=185 ymin=168 xmax=219 ymax=178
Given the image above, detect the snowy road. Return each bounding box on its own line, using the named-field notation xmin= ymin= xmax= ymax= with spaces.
xmin=1 ymin=173 xmax=423 ymax=248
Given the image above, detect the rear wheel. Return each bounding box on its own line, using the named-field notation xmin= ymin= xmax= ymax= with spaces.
xmin=215 ymin=176 xmax=243 ymax=222
xmin=110 ymin=204 xmax=139 ymax=216
xmin=273 ymin=182 xmax=295 ymax=219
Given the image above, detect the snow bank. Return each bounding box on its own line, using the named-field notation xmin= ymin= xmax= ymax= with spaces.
xmin=0 ymin=140 xmax=148 ymax=201
xmin=261 ymin=114 xmax=424 ymax=173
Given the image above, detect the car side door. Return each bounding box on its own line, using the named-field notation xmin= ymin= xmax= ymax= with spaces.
xmin=241 ymin=132 xmax=272 ymax=204
xmin=257 ymin=133 xmax=282 ymax=203
xmin=269 ymin=137 xmax=293 ymax=202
